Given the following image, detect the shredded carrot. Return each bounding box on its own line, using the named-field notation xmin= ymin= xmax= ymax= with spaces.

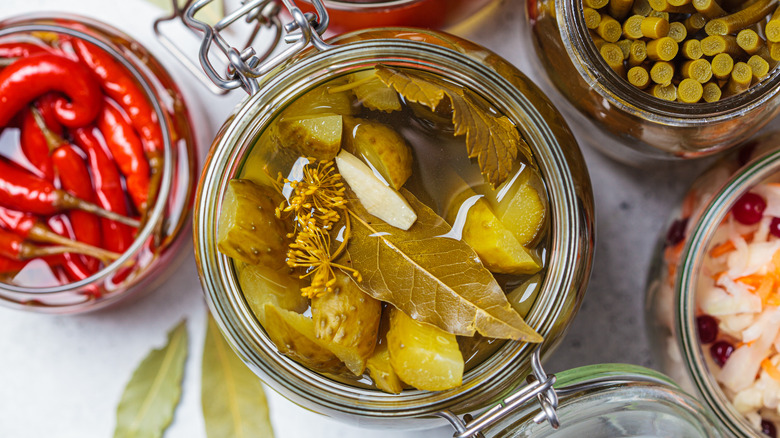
xmin=772 ymin=250 xmax=780 ymax=280
xmin=738 ymin=340 xmax=758 ymax=348
xmin=763 ymin=358 xmax=780 ymax=383
xmin=668 ymin=264 xmax=677 ymax=287
xmin=682 ymin=191 xmax=697 ymax=217
xmin=757 ymin=277 xmax=776 ymax=305
xmin=736 ymin=274 xmax=765 ymax=289
xmin=711 ymin=240 xmax=736 ymax=258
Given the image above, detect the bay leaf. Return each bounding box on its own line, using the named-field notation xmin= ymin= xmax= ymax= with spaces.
xmin=202 ymin=314 xmax=274 ymax=438
xmin=345 ymin=189 xmax=542 ymax=342
xmin=114 ymin=320 xmax=188 ymax=438
xmin=374 ymin=64 xmax=533 ymax=188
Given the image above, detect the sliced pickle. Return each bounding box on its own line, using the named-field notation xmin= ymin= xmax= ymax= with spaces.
xmin=277 ymin=113 xmax=343 ymax=161
xmin=386 ymin=308 xmax=463 ymax=391
xmin=237 ymin=262 xmax=308 ymax=324
xmin=263 ymin=303 xmax=347 ymax=375
xmin=217 ymin=179 xmax=289 ymax=268
xmin=446 ymin=187 xmax=541 ymax=275
xmin=343 ymin=117 xmax=413 ymax=190
xmin=366 ymin=309 xmax=404 ymax=394
xmin=507 ymin=273 xmax=542 ymax=317
xmin=484 ymin=167 xmax=546 ymax=246
xmin=282 ymin=81 xmax=358 ymax=118
xmin=351 ymin=70 xmax=402 ymax=113
xmin=312 ymin=272 xmax=381 ymax=376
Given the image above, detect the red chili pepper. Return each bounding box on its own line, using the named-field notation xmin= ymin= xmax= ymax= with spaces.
xmin=52 ymin=144 xmax=103 ymax=272
xmin=35 ymin=93 xmax=64 ymax=136
xmin=0 ymin=157 xmax=138 ymax=228
xmin=0 ymin=53 xmax=102 ymax=128
xmin=0 ymin=255 xmax=28 ymax=274
xmin=20 ymin=108 xmax=55 ymax=181
xmin=0 ymin=206 xmax=36 ymax=238
xmin=0 ymin=42 xmax=50 ymax=59
xmin=97 ymin=99 xmax=150 ymax=213
xmin=71 ymin=39 xmax=163 ymax=153
xmin=72 ymin=127 xmax=135 ymax=253
xmin=48 ymin=215 xmax=93 ymax=281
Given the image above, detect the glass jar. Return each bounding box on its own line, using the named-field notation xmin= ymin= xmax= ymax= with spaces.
xmin=525 ymin=0 xmax=780 ymax=164
xmin=478 ymin=363 xmax=723 ymax=437
xmin=0 ymin=15 xmax=198 ymax=313
xmin=646 ymin=133 xmax=780 ymax=436
xmin=298 ymin=0 xmax=500 ymax=33
xmin=192 ymin=2 xmax=595 ymax=426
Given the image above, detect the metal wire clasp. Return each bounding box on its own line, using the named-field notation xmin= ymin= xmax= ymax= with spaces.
xmin=439 ymin=345 xmax=560 ymax=438
xmin=155 ymin=0 xmax=331 ymax=95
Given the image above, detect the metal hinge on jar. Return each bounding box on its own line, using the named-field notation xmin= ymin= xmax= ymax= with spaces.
xmin=438 ymin=346 xmax=561 ymax=438
xmin=153 ymin=0 xmax=331 ymax=95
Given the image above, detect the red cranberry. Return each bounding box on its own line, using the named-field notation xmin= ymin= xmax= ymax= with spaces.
xmin=762 ymin=419 xmax=777 ymax=438
xmin=666 ymin=218 xmax=688 ymax=247
xmin=771 ymin=217 xmax=780 ymax=238
xmin=697 ymin=315 xmax=718 ymax=344
xmin=710 ymin=341 xmax=735 ymax=367
xmin=732 ymin=192 xmax=767 ymax=225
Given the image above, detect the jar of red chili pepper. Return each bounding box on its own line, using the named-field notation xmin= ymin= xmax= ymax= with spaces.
xmin=0 ymin=15 xmax=197 ymax=313
xmin=646 ymin=134 xmax=780 ymax=436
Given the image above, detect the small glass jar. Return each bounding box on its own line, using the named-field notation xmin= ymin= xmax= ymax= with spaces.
xmin=646 ymin=134 xmax=780 ymax=436
xmin=525 ymin=0 xmax=780 ymax=164
xmin=298 ymin=0 xmax=500 ymax=33
xmin=193 ymin=15 xmax=596 ymax=428
xmin=0 ymin=15 xmax=198 ymax=313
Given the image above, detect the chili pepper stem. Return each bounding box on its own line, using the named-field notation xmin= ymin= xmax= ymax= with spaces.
xmin=27 ymin=223 xmax=121 ymax=263
xmin=30 ymin=106 xmax=64 ymax=151
xmin=57 ymin=192 xmax=140 ymax=228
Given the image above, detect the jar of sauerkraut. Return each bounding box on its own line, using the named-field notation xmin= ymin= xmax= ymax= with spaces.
xmin=189 ymin=0 xmax=720 ymax=435
xmin=647 ymin=133 xmax=780 ymax=437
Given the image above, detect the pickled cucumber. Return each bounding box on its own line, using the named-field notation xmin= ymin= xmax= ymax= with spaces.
xmin=277 ymin=113 xmax=343 ymax=161
xmin=386 ymin=308 xmax=463 ymax=391
xmin=312 ymin=272 xmax=381 ymax=375
xmin=237 ymin=262 xmax=308 ymax=324
xmin=217 ymin=179 xmax=289 ymax=267
xmin=282 ymin=82 xmax=358 ymax=118
xmin=485 ymin=167 xmax=546 ymax=246
xmin=343 ymin=117 xmax=413 ymax=190
xmin=446 ymin=187 xmax=541 ymax=275
xmin=351 ymin=70 xmax=401 ymax=113
xmin=365 ymin=310 xmax=404 ymax=394
xmin=263 ymin=303 xmax=347 ymax=374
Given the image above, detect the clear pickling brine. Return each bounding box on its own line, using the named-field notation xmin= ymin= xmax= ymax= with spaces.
xmin=216 ymin=65 xmax=550 ymax=393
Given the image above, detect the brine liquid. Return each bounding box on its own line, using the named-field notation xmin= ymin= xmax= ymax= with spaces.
xmin=237 ymin=68 xmax=550 ymax=386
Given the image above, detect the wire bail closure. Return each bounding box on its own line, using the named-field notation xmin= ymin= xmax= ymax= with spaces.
xmin=156 ymin=0 xmax=331 ymax=95
xmin=438 ymin=345 xmax=560 ymax=438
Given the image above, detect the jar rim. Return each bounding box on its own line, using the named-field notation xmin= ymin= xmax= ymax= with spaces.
xmin=195 ymin=34 xmax=593 ymax=421
xmin=0 ymin=16 xmax=175 ymax=297
xmin=675 ymin=142 xmax=780 ymax=436
xmin=557 ymin=1 xmax=780 ymax=125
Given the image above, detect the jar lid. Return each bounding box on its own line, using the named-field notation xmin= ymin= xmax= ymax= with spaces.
xmin=441 ymin=355 xmax=724 ymax=438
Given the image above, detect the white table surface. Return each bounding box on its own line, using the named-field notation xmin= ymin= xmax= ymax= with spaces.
xmin=0 ymin=0 xmax=723 ymax=437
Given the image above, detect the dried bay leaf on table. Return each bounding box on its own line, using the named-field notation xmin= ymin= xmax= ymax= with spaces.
xmin=345 ymin=189 xmax=542 ymax=342
xmin=374 ymin=64 xmax=534 ymax=188
xmin=202 ymin=314 xmax=274 ymax=438
xmin=114 ymin=320 xmax=188 ymax=438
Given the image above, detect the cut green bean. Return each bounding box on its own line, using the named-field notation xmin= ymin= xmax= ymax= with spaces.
xmin=711 ymin=53 xmax=735 ymax=79
xmin=598 ymin=13 xmax=623 ymax=42
xmin=684 ymin=12 xmax=707 ymax=33
xmin=748 ymin=54 xmax=770 ymax=79
xmin=647 ymin=36 xmax=679 ymax=60
xmin=650 ymin=61 xmax=675 ymax=84
xmin=668 ymin=22 xmax=687 ymax=42
xmin=623 ymin=15 xmax=646 ymax=38
xmin=693 ymin=0 xmax=727 ymax=19
xmin=682 ymin=39 xmax=703 ymax=59
xmin=705 ymin=0 xmax=778 ymax=35
xmin=628 ymin=66 xmax=651 ymax=88
xmin=633 ymin=0 xmax=654 ymax=14
xmin=629 ymin=40 xmax=648 ymax=65
xmin=678 ymin=78 xmax=704 ymax=102
xmin=584 ymin=7 xmax=602 ymax=29
xmin=766 ymin=5 xmax=780 ymax=41
xmin=701 ymin=35 xmax=742 ymax=56
xmin=725 ymin=62 xmax=753 ymax=95
xmin=609 ymin=0 xmax=635 ymax=20
xmin=682 ymin=59 xmax=714 ymax=82
xmin=702 ymin=82 xmax=722 ymax=101
xmin=601 ymin=43 xmax=627 ymax=75
xmin=641 ymin=16 xmax=670 ymax=38
xmin=651 ymin=83 xmax=677 ymax=100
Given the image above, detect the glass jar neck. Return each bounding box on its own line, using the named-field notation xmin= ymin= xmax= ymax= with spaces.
xmin=558 ymin=0 xmax=780 ymax=124
xmin=676 ymin=148 xmax=780 ymax=436
xmin=196 ymin=33 xmax=592 ymax=422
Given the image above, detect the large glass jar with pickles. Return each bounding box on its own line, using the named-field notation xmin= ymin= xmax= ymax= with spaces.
xmin=525 ymin=0 xmax=780 ymax=163
xmin=193 ymin=6 xmax=594 ymax=428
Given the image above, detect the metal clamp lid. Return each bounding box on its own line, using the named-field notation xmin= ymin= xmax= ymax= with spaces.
xmin=439 ymin=345 xmax=560 ymax=438
xmin=154 ymin=0 xmax=331 ymax=95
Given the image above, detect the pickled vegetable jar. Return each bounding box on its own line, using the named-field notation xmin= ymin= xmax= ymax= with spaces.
xmin=192 ymin=0 xmax=595 ymax=427
xmin=646 ymin=134 xmax=780 ymax=436
xmin=526 ymin=0 xmax=780 ymax=163
xmin=0 ymin=16 xmax=198 ymax=313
